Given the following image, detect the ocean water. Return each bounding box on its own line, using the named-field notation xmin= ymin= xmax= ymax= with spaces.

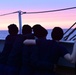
xmin=0 ymin=29 xmax=76 ymax=40
xmin=0 ymin=30 xmax=9 ymax=40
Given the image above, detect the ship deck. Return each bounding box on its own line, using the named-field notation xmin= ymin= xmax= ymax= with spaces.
xmin=56 ymin=65 xmax=75 ymax=75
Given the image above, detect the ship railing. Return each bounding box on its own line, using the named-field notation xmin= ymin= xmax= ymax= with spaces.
xmin=63 ymin=22 xmax=76 ymax=41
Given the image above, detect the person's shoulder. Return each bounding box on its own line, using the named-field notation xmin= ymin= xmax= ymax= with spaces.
xmin=5 ymin=35 xmax=16 ymax=40
xmin=6 ymin=35 xmax=11 ymax=38
xmin=15 ymin=34 xmax=24 ymax=41
xmin=36 ymin=38 xmax=47 ymax=42
xmin=56 ymin=42 xmax=68 ymax=53
xmin=58 ymin=41 xmax=67 ymax=48
xmin=24 ymin=33 xmax=35 ymax=39
xmin=47 ymin=40 xmax=58 ymax=45
xmin=36 ymin=39 xmax=56 ymax=45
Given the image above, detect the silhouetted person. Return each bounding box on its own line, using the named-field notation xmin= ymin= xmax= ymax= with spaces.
xmin=22 ymin=24 xmax=32 ymax=35
xmin=32 ymin=24 xmax=48 ymax=39
xmin=8 ymin=24 xmax=18 ymax=35
xmin=0 ymin=24 xmax=18 ymax=75
xmin=22 ymin=24 xmax=34 ymax=39
xmin=20 ymin=24 xmax=48 ymax=75
xmin=51 ymin=27 xmax=63 ymax=41
xmin=6 ymin=24 xmax=34 ymax=75
xmin=23 ymin=27 xmax=76 ymax=75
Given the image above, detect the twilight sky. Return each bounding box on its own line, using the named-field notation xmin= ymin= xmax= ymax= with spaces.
xmin=0 ymin=0 xmax=76 ymax=30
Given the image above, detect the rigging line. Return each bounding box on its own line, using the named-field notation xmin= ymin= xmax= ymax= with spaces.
xmin=0 ymin=11 xmax=19 ymax=16
xmin=69 ymin=35 xmax=76 ymax=41
xmin=64 ymin=22 xmax=76 ymax=35
xmin=22 ymin=6 xmax=76 ymax=14
xmin=63 ymin=27 xmax=76 ymax=41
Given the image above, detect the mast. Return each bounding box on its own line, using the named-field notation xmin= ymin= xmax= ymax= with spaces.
xmin=18 ymin=11 xmax=22 ymax=34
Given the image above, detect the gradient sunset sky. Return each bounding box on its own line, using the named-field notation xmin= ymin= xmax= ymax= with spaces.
xmin=0 ymin=0 xmax=76 ymax=30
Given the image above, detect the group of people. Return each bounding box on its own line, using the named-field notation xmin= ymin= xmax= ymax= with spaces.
xmin=0 ymin=23 xmax=76 ymax=75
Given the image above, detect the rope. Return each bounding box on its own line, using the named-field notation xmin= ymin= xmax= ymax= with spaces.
xmin=0 ymin=11 xmax=19 ymax=16
xmin=0 ymin=7 xmax=76 ymax=16
xmin=22 ymin=7 xmax=76 ymax=14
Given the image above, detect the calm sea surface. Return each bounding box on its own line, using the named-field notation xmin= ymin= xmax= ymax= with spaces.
xmin=0 ymin=29 xmax=76 ymax=40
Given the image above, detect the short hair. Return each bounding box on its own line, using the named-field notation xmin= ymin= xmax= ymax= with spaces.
xmin=32 ymin=24 xmax=41 ymax=33
xmin=22 ymin=24 xmax=32 ymax=35
xmin=51 ymin=27 xmax=64 ymax=40
xmin=32 ymin=24 xmax=48 ymax=38
xmin=8 ymin=24 xmax=18 ymax=35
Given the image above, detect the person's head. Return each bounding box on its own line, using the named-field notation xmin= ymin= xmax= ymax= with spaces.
xmin=51 ymin=27 xmax=64 ymax=41
xmin=8 ymin=24 xmax=18 ymax=35
xmin=32 ymin=24 xmax=48 ymax=39
xmin=22 ymin=24 xmax=32 ymax=35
